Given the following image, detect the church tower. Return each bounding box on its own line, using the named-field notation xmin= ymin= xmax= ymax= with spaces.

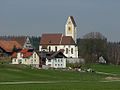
xmin=65 ymin=16 xmax=77 ymax=43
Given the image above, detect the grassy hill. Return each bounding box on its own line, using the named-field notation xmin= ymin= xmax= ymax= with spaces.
xmin=0 ymin=64 xmax=107 ymax=82
xmin=0 ymin=64 xmax=120 ymax=90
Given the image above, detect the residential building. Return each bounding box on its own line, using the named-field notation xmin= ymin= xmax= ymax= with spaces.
xmin=0 ymin=40 xmax=22 ymax=57
xmin=12 ymin=49 xmax=40 ymax=68
xmin=45 ymin=49 xmax=67 ymax=68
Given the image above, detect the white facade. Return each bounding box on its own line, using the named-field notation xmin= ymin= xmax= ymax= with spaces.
xmin=39 ymin=45 xmax=78 ymax=58
xmin=65 ymin=16 xmax=77 ymax=43
xmin=46 ymin=58 xmax=66 ymax=68
xmin=12 ymin=52 xmax=40 ymax=68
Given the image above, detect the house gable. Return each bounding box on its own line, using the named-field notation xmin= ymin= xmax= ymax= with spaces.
xmin=23 ymin=37 xmax=33 ymax=49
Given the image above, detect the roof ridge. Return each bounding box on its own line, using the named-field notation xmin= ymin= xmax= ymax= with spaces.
xmin=69 ymin=16 xmax=77 ymax=27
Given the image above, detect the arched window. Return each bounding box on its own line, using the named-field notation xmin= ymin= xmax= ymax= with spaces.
xmin=71 ymin=48 xmax=73 ymax=54
xmin=49 ymin=46 xmax=51 ymax=52
xmin=66 ymin=48 xmax=68 ymax=54
xmin=55 ymin=46 xmax=57 ymax=51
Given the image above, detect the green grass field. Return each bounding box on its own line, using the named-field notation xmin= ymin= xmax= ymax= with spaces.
xmin=0 ymin=64 xmax=120 ymax=90
xmin=91 ymin=64 xmax=120 ymax=74
xmin=0 ymin=82 xmax=120 ymax=90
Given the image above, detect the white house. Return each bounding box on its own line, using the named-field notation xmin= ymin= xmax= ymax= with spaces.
xmin=45 ymin=50 xmax=67 ymax=68
xmin=12 ymin=49 xmax=40 ymax=68
xmin=39 ymin=16 xmax=78 ymax=58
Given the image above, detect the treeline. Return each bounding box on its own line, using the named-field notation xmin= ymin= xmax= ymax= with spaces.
xmin=77 ymin=38 xmax=107 ymax=64
xmin=29 ymin=36 xmax=40 ymax=50
xmin=77 ymin=38 xmax=120 ymax=65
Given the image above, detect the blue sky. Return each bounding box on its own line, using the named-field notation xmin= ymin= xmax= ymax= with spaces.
xmin=0 ymin=0 xmax=120 ymax=41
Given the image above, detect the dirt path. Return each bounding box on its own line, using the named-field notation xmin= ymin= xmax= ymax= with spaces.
xmin=0 ymin=81 xmax=62 ymax=85
xmin=0 ymin=81 xmax=82 ymax=85
xmin=96 ymin=71 xmax=118 ymax=76
xmin=0 ymin=80 xmax=120 ymax=85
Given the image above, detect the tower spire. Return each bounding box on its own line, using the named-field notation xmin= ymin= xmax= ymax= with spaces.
xmin=65 ymin=16 xmax=77 ymax=43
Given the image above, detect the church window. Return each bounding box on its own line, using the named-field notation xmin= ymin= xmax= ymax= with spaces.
xmin=71 ymin=48 xmax=73 ymax=54
xmin=55 ymin=46 xmax=57 ymax=51
xmin=66 ymin=48 xmax=68 ymax=54
xmin=49 ymin=46 xmax=51 ymax=52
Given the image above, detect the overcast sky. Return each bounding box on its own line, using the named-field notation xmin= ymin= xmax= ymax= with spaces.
xmin=0 ymin=0 xmax=120 ymax=41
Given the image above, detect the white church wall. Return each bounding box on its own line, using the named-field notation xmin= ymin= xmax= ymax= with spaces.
xmin=39 ymin=45 xmax=78 ymax=58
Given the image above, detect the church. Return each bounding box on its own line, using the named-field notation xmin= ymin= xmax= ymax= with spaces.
xmin=39 ymin=16 xmax=78 ymax=58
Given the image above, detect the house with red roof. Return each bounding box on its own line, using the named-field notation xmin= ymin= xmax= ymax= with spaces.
xmin=12 ymin=49 xmax=67 ymax=68
xmin=11 ymin=36 xmax=33 ymax=49
xmin=0 ymin=36 xmax=34 ymax=50
xmin=39 ymin=16 xmax=78 ymax=58
xmin=12 ymin=49 xmax=40 ymax=68
xmin=0 ymin=40 xmax=22 ymax=57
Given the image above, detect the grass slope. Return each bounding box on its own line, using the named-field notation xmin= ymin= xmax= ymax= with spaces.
xmin=0 ymin=64 xmax=120 ymax=90
xmin=91 ymin=64 xmax=120 ymax=75
xmin=0 ymin=82 xmax=120 ymax=90
xmin=0 ymin=64 xmax=106 ymax=82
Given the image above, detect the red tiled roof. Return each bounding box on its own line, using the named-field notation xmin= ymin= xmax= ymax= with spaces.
xmin=23 ymin=52 xmax=33 ymax=58
xmin=0 ymin=40 xmax=22 ymax=52
xmin=40 ymin=34 xmax=75 ymax=45
xmin=12 ymin=49 xmax=33 ymax=58
xmin=11 ymin=36 xmax=26 ymax=46
xmin=40 ymin=34 xmax=62 ymax=45
xmin=20 ymin=49 xmax=29 ymax=53
xmin=61 ymin=36 xmax=75 ymax=45
xmin=0 ymin=36 xmax=27 ymax=47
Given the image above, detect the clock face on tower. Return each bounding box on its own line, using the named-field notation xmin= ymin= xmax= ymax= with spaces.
xmin=67 ymin=26 xmax=72 ymax=34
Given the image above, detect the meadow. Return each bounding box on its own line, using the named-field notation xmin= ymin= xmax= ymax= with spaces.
xmin=0 ymin=64 xmax=120 ymax=90
xmin=91 ymin=64 xmax=120 ymax=74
